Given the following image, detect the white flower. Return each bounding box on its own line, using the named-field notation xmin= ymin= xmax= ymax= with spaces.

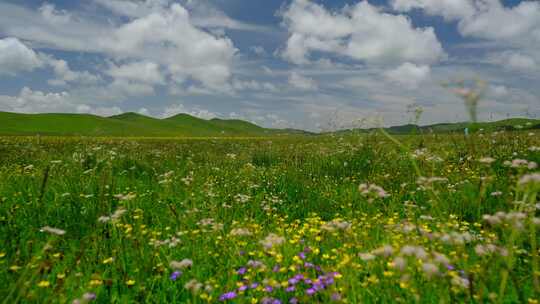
xmin=358 ymin=253 xmax=376 ymax=261
xmin=358 ymin=183 xmax=390 ymax=200
xmin=518 ymin=173 xmax=540 ymax=186
xmin=230 ymin=228 xmax=252 ymax=236
xmin=321 ymin=219 xmax=352 ymax=231
xmin=98 ymin=208 xmax=127 ymax=223
xmin=392 ymin=257 xmax=407 ymax=271
xmin=451 ymin=276 xmax=470 ymax=288
xmin=422 ymin=262 xmax=439 ymax=278
xmin=170 ymin=259 xmax=193 ymax=270
xmin=372 ymin=245 xmax=394 ymax=257
xmin=260 ymin=233 xmax=285 ymax=249
xmin=479 ymin=157 xmax=496 ymax=164
xmin=184 ymin=279 xmax=203 ymax=293
xmin=40 ymin=226 xmax=66 ymax=236
xmin=113 ymin=193 xmax=136 ymax=201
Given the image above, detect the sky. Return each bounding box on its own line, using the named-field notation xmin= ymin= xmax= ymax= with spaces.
xmin=0 ymin=0 xmax=539 ymax=131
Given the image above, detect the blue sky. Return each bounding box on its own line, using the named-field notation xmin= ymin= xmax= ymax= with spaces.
xmin=0 ymin=0 xmax=539 ymax=130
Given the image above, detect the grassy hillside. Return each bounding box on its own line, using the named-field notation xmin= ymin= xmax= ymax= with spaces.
xmin=0 ymin=111 xmax=301 ymax=137
xmin=1 ymin=111 xmax=536 ymax=137
xmin=341 ymin=118 xmax=540 ymax=135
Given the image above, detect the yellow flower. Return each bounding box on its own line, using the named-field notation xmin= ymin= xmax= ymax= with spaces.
xmin=37 ymin=280 xmax=50 ymax=288
xmin=56 ymin=273 xmax=66 ymax=279
xmin=126 ymin=279 xmax=136 ymax=286
xmin=0 ymin=252 xmax=5 ymax=258
xmin=9 ymin=265 xmax=21 ymax=272
xmin=89 ymin=279 xmax=103 ymax=287
xmin=102 ymin=257 xmax=114 ymax=264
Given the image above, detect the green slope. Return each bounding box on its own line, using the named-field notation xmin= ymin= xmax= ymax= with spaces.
xmin=0 ymin=111 xmax=298 ymax=137
xmin=336 ymin=118 xmax=540 ymax=135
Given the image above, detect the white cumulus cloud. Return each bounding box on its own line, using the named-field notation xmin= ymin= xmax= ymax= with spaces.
xmin=281 ymin=0 xmax=445 ymax=65
xmin=384 ymin=62 xmax=431 ymax=89
xmin=0 ymin=87 xmax=120 ymax=116
xmin=0 ymin=2 xmax=237 ymax=91
xmin=0 ymin=37 xmax=44 ymax=75
xmin=392 ymin=0 xmax=540 ymax=51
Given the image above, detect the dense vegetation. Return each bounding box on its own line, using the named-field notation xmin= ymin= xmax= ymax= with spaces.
xmin=0 ymin=130 xmax=539 ymax=303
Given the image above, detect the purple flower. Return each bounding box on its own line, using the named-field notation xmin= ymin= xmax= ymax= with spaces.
xmin=298 ymin=252 xmax=306 ymax=260
xmin=264 ymin=285 xmax=273 ymax=292
xmin=331 ymin=293 xmax=342 ymax=301
xmin=288 ymin=278 xmax=299 ymax=285
xmin=285 ymin=286 xmax=295 ymax=292
xmin=304 ymin=262 xmax=314 ymax=268
xmin=262 ymin=298 xmax=282 ymax=304
xmin=446 ymin=264 xmax=455 ymax=271
xmin=306 ymin=288 xmax=316 ymax=296
xmin=238 ymin=285 xmax=248 ymax=292
xmin=219 ymin=291 xmax=237 ymax=301
xmin=170 ymin=271 xmax=182 ymax=281
xmin=237 ymin=267 xmax=247 ymax=275
xmin=82 ymin=293 xmax=96 ymax=301
xmin=250 ymin=282 xmax=259 ymax=289
xmin=272 ymin=265 xmax=280 ymax=272
xmin=312 ymin=282 xmax=324 ymax=291
xmin=289 ymin=298 xmax=298 ymax=304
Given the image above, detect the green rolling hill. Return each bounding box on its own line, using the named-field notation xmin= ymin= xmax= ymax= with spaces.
xmin=0 ymin=111 xmax=304 ymax=137
xmin=341 ymin=118 xmax=540 ymax=135
xmin=0 ymin=111 xmax=537 ymax=137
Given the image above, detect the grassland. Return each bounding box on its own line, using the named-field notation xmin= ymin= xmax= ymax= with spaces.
xmin=0 ymin=129 xmax=539 ymax=303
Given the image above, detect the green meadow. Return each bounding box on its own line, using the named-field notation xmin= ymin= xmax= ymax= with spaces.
xmin=0 ymin=128 xmax=539 ymax=303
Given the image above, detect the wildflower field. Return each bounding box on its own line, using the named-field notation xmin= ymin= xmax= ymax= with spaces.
xmin=1 ymin=131 xmax=539 ymax=303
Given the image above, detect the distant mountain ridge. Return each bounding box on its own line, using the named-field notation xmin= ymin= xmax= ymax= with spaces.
xmin=0 ymin=111 xmax=537 ymax=137
xmin=0 ymin=111 xmax=308 ymax=137
xmin=339 ymin=118 xmax=540 ymax=134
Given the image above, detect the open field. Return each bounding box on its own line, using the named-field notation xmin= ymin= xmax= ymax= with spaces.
xmin=1 ymin=131 xmax=539 ymax=303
